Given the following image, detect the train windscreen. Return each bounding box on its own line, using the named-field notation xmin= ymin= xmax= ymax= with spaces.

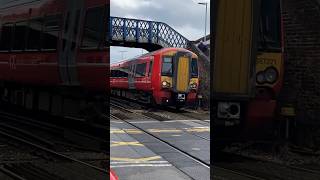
xmin=162 ymin=57 xmax=173 ymax=76
xmin=258 ymin=0 xmax=281 ymax=50
xmin=191 ymin=58 xmax=198 ymax=78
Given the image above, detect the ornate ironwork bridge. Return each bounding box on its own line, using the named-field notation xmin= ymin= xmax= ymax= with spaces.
xmin=108 ymin=16 xmax=190 ymax=51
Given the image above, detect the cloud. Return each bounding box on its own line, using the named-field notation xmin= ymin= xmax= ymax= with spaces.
xmin=111 ymin=0 xmax=210 ymax=40
xmin=110 ymin=0 xmax=210 ymax=63
xmin=111 ymin=0 xmax=162 ymax=10
xmin=111 ymin=46 xmax=148 ymax=63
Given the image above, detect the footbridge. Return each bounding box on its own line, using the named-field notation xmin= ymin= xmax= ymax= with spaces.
xmin=108 ymin=16 xmax=190 ymax=51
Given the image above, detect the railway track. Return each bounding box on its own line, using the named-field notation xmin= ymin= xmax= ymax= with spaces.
xmin=214 ymin=151 xmax=320 ymax=180
xmin=110 ymin=96 xmax=209 ymax=123
xmin=111 ymin=101 xmax=210 ymax=142
xmin=0 ymin=110 xmax=107 ymax=151
xmin=0 ymin=165 xmax=26 ymax=180
xmin=0 ymin=109 xmax=109 ymax=179
xmin=0 ymin=123 xmax=108 ymax=179
xmin=212 ymin=166 xmax=267 ymax=180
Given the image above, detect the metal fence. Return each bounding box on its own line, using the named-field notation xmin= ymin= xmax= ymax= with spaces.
xmin=109 ymin=16 xmax=190 ymax=49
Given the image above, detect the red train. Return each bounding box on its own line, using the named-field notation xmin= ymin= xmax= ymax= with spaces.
xmin=110 ymin=169 xmax=118 ymax=180
xmin=110 ymin=48 xmax=199 ymax=108
xmin=0 ymin=0 xmax=109 ymax=120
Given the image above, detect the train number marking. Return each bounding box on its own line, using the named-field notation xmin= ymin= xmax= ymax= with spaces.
xmin=257 ymin=58 xmax=276 ymax=65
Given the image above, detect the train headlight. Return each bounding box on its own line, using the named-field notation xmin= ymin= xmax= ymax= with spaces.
xmin=265 ymin=67 xmax=278 ymax=84
xmin=162 ymin=81 xmax=170 ymax=88
xmin=256 ymin=71 xmax=265 ymax=84
xmin=190 ymin=83 xmax=197 ymax=89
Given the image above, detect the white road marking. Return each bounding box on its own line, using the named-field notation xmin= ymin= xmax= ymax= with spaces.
xmin=111 ymin=164 xmax=172 ymax=168
xmin=111 ymin=161 xmax=169 ymax=164
xmin=171 ymin=134 xmax=182 ymax=137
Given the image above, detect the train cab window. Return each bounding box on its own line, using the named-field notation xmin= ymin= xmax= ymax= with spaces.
xmin=258 ymin=0 xmax=281 ymax=50
xmin=26 ymin=18 xmax=43 ymax=50
xmin=148 ymin=61 xmax=153 ymax=76
xmin=81 ymin=6 xmax=105 ymax=49
xmin=0 ymin=23 xmax=13 ymax=51
xmin=161 ymin=57 xmax=173 ymax=76
xmin=191 ymin=58 xmax=198 ymax=77
xmin=42 ymin=15 xmax=61 ymax=50
xmin=135 ymin=63 xmax=147 ymax=77
xmin=13 ymin=21 xmax=28 ymax=51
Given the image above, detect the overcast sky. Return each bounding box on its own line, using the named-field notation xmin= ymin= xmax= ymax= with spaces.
xmin=110 ymin=0 xmax=210 ymax=63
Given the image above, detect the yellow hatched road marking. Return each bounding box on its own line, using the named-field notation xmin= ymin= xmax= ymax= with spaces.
xmin=111 ymin=141 xmax=144 ymax=147
xmin=111 ymin=156 xmax=161 ymax=162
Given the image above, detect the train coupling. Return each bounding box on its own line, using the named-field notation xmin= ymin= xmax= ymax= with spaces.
xmin=177 ymin=93 xmax=186 ymax=102
xmin=217 ymin=102 xmax=240 ymax=119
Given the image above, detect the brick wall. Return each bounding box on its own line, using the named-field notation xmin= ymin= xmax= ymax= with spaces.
xmin=281 ymin=0 xmax=320 ymax=148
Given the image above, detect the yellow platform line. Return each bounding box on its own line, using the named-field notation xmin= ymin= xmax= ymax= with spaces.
xmin=186 ymin=127 xmax=210 ymax=132
xmin=111 ymin=129 xmax=142 ymax=134
xmin=147 ymin=129 xmax=182 ymax=133
xmin=111 ymin=141 xmax=144 ymax=147
xmin=111 ymin=156 xmax=161 ymax=162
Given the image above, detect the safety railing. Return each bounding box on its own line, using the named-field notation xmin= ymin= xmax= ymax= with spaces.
xmin=109 ymin=16 xmax=190 ymax=49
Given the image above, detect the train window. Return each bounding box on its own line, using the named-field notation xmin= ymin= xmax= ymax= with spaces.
xmin=13 ymin=21 xmax=28 ymax=51
xmin=74 ymin=10 xmax=80 ymax=35
xmin=161 ymin=57 xmax=173 ymax=76
xmin=148 ymin=61 xmax=153 ymax=76
xmin=111 ymin=70 xmax=116 ymax=77
xmin=111 ymin=69 xmax=127 ymax=78
xmin=119 ymin=67 xmax=129 ymax=77
xmin=258 ymin=0 xmax=281 ymax=50
xmin=116 ymin=70 xmax=121 ymax=77
xmin=135 ymin=63 xmax=147 ymax=77
xmin=26 ymin=18 xmax=43 ymax=50
xmin=81 ymin=6 xmax=105 ymax=49
xmin=191 ymin=58 xmax=198 ymax=77
xmin=0 ymin=23 xmax=13 ymax=51
xmin=42 ymin=15 xmax=61 ymax=50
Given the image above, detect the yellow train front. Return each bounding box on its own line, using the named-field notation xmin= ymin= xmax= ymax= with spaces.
xmin=153 ymin=48 xmax=199 ymax=108
xmin=110 ymin=48 xmax=199 ymax=108
xmin=213 ymin=0 xmax=283 ymax=139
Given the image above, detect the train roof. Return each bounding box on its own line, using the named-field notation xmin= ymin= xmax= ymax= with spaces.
xmin=111 ymin=47 xmax=196 ymax=67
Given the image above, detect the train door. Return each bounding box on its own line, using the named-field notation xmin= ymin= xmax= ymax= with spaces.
xmin=146 ymin=58 xmax=153 ymax=90
xmin=135 ymin=62 xmax=147 ymax=91
xmin=128 ymin=64 xmax=136 ymax=89
xmin=59 ymin=0 xmax=84 ymax=85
